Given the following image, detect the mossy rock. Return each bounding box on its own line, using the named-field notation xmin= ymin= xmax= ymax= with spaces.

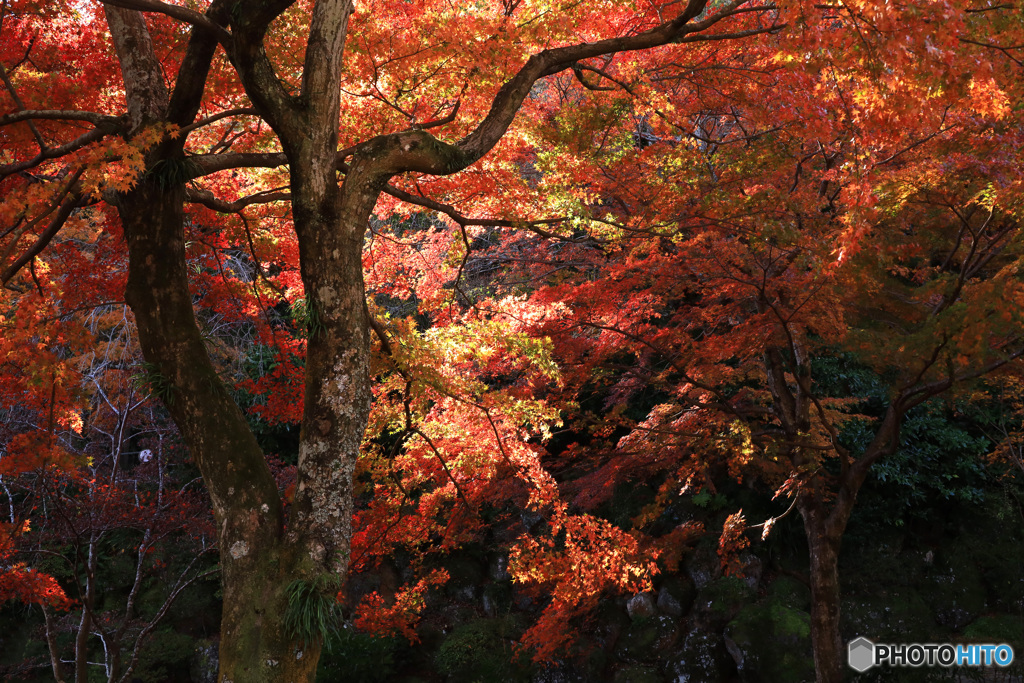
xmin=694 ymin=576 xmax=756 ymax=630
xmin=134 ymin=629 xmax=195 ymax=683
xmin=531 ymin=662 xmax=585 ymax=683
xmin=664 ymin=628 xmax=735 ymax=683
xmin=579 ymin=643 xmax=611 ymax=681
xmin=435 ymin=616 xmax=530 ymax=682
xmin=684 ymin=542 xmax=721 ymax=590
xmin=483 ymin=581 xmax=513 ymax=617
xmin=767 ymin=575 xmax=811 ymax=612
xmin=615 ymin=615 xmax=681 ymax=663
xmin=612 ymin=664 xmax=662 ymax=683
xmin=841 ymin=588 xmax=937 ymax=643
xmin=593 ymin=599 xmax=632 ymax=652
xmin=922 ymin=552 xmax=987 ymax=631
xmin=723 ymin=599 xmax=813 ymax=683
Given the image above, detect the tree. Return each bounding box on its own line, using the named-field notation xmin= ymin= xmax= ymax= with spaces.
xmin=1 ymin=0 xmax=784 ymax=679
xmin=448 ymin=2 xmax=1024 ymax=680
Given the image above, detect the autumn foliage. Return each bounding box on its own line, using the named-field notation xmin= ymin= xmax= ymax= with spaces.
xmin=2 ymin=0 xmax=1023 ymax=680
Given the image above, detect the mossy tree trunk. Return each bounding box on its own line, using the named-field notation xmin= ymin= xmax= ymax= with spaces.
xmin=106 ymin=4 xmax=323 ymax=680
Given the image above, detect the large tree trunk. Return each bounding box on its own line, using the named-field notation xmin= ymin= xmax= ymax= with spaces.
xmin=102 ymin=4 xmax=326 ymax=678
xmin=120 ymin=177 xmax=320 ymax=681
xmin=286 ymin=170 xmax=373 ymax=579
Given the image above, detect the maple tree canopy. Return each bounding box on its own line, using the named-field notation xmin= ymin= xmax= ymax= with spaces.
xmin=1 ymin=0 xmax=1022 ymax=680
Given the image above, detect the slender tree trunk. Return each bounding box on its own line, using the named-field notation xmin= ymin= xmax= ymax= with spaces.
xmin=75 ymin=537 xmax=97 ymax=683
xmin=800 ymin=495 xmax=846 ymax=683
xmin=42 ymin=605 xmax=67 ymax=683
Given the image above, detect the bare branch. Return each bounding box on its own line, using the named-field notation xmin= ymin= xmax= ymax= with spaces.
xmin=185 ymin=186 xmax=290 ymax=213
xmin=0 ymin=59 xmax=47 ymax=149
xmin=178 ymin=107 xmax=260 ymax=135
xmin=0 ymin=118 xmax=120 ymax=180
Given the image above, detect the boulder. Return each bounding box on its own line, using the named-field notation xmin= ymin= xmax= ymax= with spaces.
xmin=841 ymin=588 xmax=935 ymax=643
xmin=189 ymin=639 xmax=218 ymax=683
xmin=657 ymin=587 xmax=683 ymax=617
xmin=626 ymin=592 xmax=658 ymax=621
xmin=766 ymin=575 xmax=810 ymax=612
xmin=612 ymin=665 xmax=662 ymax=683
xmin=658 ymin=574 xmax=696 ymax=615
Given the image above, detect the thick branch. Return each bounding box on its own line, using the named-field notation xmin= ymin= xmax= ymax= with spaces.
xmin=224 ymin=1 xmax=303 ymax=140
xmin=166 ymin=0 xmax=236 ymax=127
xmin=354 ymin=0 xmax=778 ymax=177
xmin=98 ymin=0 xmax=231 ymax=43
xmin=0 ymin=110 xmax=123 ymax=127
xmin=454 ymin=0 xmax=745 ymax=166
xmin=103 ymin=5 xmax=169 ymax=131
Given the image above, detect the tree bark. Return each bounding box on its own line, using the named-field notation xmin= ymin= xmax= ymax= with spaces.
xmin=800 ymin=493 xmax=846 ymax=683
xmin=120 ymin=177 xmax=318 ymax=681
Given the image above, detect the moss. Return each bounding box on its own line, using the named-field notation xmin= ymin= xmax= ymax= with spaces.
xmin=134 ymin=629 xmax=196 ymax=683
xmin=724 ymin=599 xmax=813 ymax=683
xmin=841 ymin=588 xmax=937 ymax=643
xmin=612 ymin=664 xmax=662 ymax=683
xmin=434 ymin=616 xmax=530 ymax=682
xmin=696 ymin=576 xmax=756 ymax=629
xmin=665 ymin=628 xmax=735 ymax=683
xmin=190 ymin=639 xmax=219 ymax=683
xmin=767 ymin=575 xmax=811 ymax=612
xmin=317 ymin=626 xmax=403 ymax=683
